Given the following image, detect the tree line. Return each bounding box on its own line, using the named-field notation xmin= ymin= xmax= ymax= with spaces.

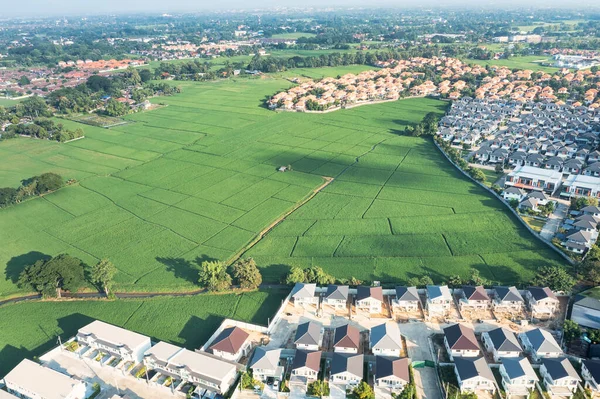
xmin=0 ymin=172 xmax=64 ymax=208
xmin=3 ymin=118 xmax=83 ymax=142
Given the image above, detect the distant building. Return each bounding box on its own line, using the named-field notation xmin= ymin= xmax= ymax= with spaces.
xmin=76 ymin=320 xmax=151 ymax=364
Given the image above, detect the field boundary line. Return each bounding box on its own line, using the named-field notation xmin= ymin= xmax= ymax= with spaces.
xmin=441 ymin=233 xmax=454 ymax=256
xmin=226 ymin=175 xmax=334 ymax=266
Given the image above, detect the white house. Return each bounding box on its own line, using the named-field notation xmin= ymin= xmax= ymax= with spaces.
xmin=561 ymin=174 xmax=600 ymax=199
xmin=291 ymin=350 xmax=321 ymax=381
xmin=540 ymin=358 xmax=581 ymax=397
xmin=76 ymin=320 xmax=152 ymax=364
xmin=324 ymin=285 xmax=349 ymax=309
xmin=143 ymin=341 xmax=238 ymax=394
xmin=394 ymin=286 xmax=420 ymax=311
xmin=370 ymin=323 xmax=403 ymax=357
xmin=482 ymin=327 xmax=522 ymax=362
xmin=355 ymin=286 xmax=384 ymax=314
xmin=454 ymin=357 xmax=496 ymax=394
xmin=333 ymin=324 xmax=360 ymax=354
xmin=208 ymin=326 xmax=250 ymax=362
xmin=443 ymin=324 xmax=480 ymax=360
xmin=294 ymin=321 xmax=322 ymax=351
xmin=3 ymin=359 xmax=89 ymax=399
xmin=526 ymin=287 xmax=559 ymax=318
xmin=519 ymin=328 xmax=562 ymax=362
xmin=499 ymin=357 xmax=538 ymax=397
xmin=375 ymin=356 xmax=410 ymax=392
xmin=291 ymin=283 xmax=318 ymax=307
xmin=249 ymin=347 xmax=284 ymax=382
xmin=571 ymin=293 xmax=600 ymax=329
xmin=459 ymin=286 xmax=490 ymax=311
xmin=493 ymin=286 xmax=524 ymax=313
xmin=426 ymin=285 xmax=453 ymax=314
xmin=505 ymin=165 xmax=562 ymax=195
xmin=582 ymin=359 xmax=600 ymax=392
xmin=503 ymin=187 xmax=526 ymax=202
xmin=330 ymin=353 xmax=363 ymax=386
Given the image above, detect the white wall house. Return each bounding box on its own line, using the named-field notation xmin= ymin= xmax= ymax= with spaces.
xmin=76 ymin=320 xmax=152 ymax=364
xmin=561 ymin=174 xmax=600 ymax=199
xmin=291 ymin=283 xmax=318 ymax=308
xmin=370 ymin=323 xmax=403 ymax=357
xmin=444 ymin=324 xmax=480 ymax=360
xmin=454 ymin=357 xmax=496 ymax=394
xmin=333 ymin=324 xmax=360 ymax=354
xmin=519 ymin=328 xmax=562 ymax=362
xmin=375 ymin=357 xmax=410 ymax=392
xmin=330 ymin=353 xmax=363 ymax=387
xmin=394 ymin=286 xmax=420 ymax=311
xmin=459 ymin=286 xmax=490 ymax=311
xmin=493 ymin=286 xmax=524 ymax=313
xmin=291 ymin=350 xmax=321 ymax=381
xmin=499 ymin=357 xmax=538 ymax=397
xmin=4 ymin=359 xmax=89 ymax=399
xmin=540 ymin=358 xmax=581 ymax=397
xmin=526 ymin=287 xmax=559 ymax=318
xmin=355 ymin=286 xmax=384 ymax=314
xmin=505 ymin=166 xmax=562 ymax=194
xmin=208 ymin=326 xmax=250 ymax=362
xmin=582 ymin=360 xmax=600 ymax=393
xmin=482 ymin=327 xmax=522 ymax=362
xmin=426 ymin=285 xmax=453 ymax=314
xmin=249 ymin=348 xmax=284 ymax=382
xmin=324 ymin=285 xmax=349 ymax=309
xmin=294 ymin=321 xmax=322 ymax=351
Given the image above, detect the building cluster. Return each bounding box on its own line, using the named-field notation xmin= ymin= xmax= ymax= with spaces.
xmin=269 ymin=56 xmax=600 ymax=112
xmin=551 ymin=54 xmax=600 ymax=71
xmin=56 ymin=59 xmax=144 ymax=71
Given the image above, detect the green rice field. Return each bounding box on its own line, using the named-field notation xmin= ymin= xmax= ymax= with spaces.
xmin=0 ymin=71 xmax=566 ymax=300
xmin=0 ymin=289 xmax=287 ymax=377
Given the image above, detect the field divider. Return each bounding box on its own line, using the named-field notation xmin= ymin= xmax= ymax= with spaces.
xmin=225 ymin=175 xmax=334 ymax=266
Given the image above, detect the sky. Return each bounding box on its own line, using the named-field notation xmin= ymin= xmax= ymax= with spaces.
xmin=0 ymin=0 xmax=595 ymax=17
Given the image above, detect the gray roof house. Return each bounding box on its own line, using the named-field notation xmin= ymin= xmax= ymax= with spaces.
xmin=571 ymin=293 xmax=600 ymax=329
xmin=291 ymin=283 xmax=318 ymax=307
xmin=482 ymin=327 xmax=522 ymax=361
xmin=519 ymin=328 xmax=562 ymax=362
xmin=324 ymin=285 xmax=349 ymax=309
xmin=460 ymin=286 xmax=490 ymax=310
xmin=454 ymin=357 xmax=496 ymax=394
xmin=444 ymin=324 xmax=480 ymax=360
xmin=294 ymin=321 xmax=322 ymax=351
xmin=394 ymin=286 xmax=420 ymax=310
xmin=526 ymin=287 xmax=560 ymax=317
xmin=582 ymin=359 xmax=600 ymax=392
xmin=493 ymin=286 xmax=524 ymax=312
xmin=426 ymin=285 xmax=453 ymax=313
xmin=330 ymin=353 xmax=363 ymax=386
xmin=499 ymin=357 xmax=538 ymax=396
xmin=370 ymin=323 xmax=403 ymax=357
xmin=375 ymin=356 xmax=410 ymax=391
xmin=540 ymin=358 xmax=581 ymax=396
xmin=249 ymin=348 xmax=283 ymax=382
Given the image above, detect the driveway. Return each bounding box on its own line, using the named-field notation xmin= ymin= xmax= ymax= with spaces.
xmin=401 ymin=323 xmax=442 ymax=399
xmin=540 ymin=202 xmax=569 ymax=240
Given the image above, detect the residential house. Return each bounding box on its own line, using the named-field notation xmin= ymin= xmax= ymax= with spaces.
xmin=330 ymin=353 xmax=363 ymax=386
xmin=540 ymin=358 xmax=580 ymax=397
xmin=3 ymin=359 xmax=88 ymax=399
xmin=519 ymin=328 xmax=562 ymax=362
xmin=370 ymin=323 xmax=403 ymax=357
xmin=143 ymin=341 xmax=238 ymax=394
xmin=294 ymin=321 xmax=322 ymax=351
xmin=526 ymin=287 xmax=560 ymax=317
xmin=355 ymin=286 xmax=384 ymax=314
xmin=394 ymin=286 xmax=420 ymax=311
xmin=291 ymin=283 xmax=318 ymax=307
xmin=459 ymin=286 xmax=490 ymax=311
xmin=375 ymin=356 xmax=410 ymax=392
xmin=582 ymin=359 xmax=600 ymax=392
xmin=454 ymin=357 xmax=496 ymax=394
xmin=482 ymin=327 xmax=522 ymax=362
xmin=561 ymin=175 xmax=600 ymax=199
xmin=505 ymin=166 xmax=562 ymax=194
xmin=493 ymin=286 xmax=525 ymax=313
xmin=503 ymin=187 xmax=526 ymax=202
xmin=563 ymin=158 xmax=584 ymax=174
xmin=519 ymin=197 xmax=539 ymax=212
xmin=583 ymin=205 xmax=600 ymax=218
xmin=76 ymin=320 xmax=152 ymax=364
xmin=248 ymin=347 xmax=283 ymax=382
xmin=208 ymin=326 xmax=250 ymax=362
xmin=443 ymin=324 xmax=480 ymax=360
xmin=291 ymin=350 xmax=321 ymax=381
xmin=426 ymin=285 xmax=453 ymax=314
xmin=333 ymin=324 xmax=361 ymax=354
xmin=571 ymin=293 xmax=600 ymax=329
xmin=499 ymin=357 xmax=538 ymax=397
xmin=324 ymin=285 xmax=349 ymax=309
xmin=564 ymin=230 xmax=594 ymax=253
xmin=527 ymin=190 xmax=549 ymax=205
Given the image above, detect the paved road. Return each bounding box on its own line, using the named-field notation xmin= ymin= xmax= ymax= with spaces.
xmin=401 ymin=323 xmax=442 ymax=399
xmin=540 ymin=202 xmax=569 ymax=240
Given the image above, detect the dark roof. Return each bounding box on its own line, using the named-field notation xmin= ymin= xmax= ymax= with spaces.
xmin=326 ymin=285 xmax=349 ymax=301
xmin=574 ymin=294 xmax=600 ymax=311
xmin=462 ymin=286 xmax=490 ymax=301
xmin=524 ymin=328 xmax=561 ymax=353
xmin=494 ymin=286 xmax=524 ymax=302
xmin=542 ymin=358 xmax=580 ymax=381
xmin=333 ymin=324 xmax=361 ymax=350
xmin=527 ymin=191 xmax=548 ymax=200
xmin=292 ymin=350 xmax=321 ymax=372
xmin=209 ymin=326 xmax=249 ymax=354
xmin=375 ymin=356 xmax=410 ymax=382
xmin=583 ymin=360 xmax=600 ymax=383
xmin=504 ymin=186 xmax=525 ymax=195
xmin=356 ymin=286 xmax=384 ymax=302
xmin=582 ymin=205 xmax=600 ymax=214
xmin=395 ymin=286 xmax=419 ymax=302
xmin=528 ymin=287 xmax=558 ymax=301
xmin=454 ymin=357 xmax=494 ymax=382
xmin=331 ymin=353 xmax=363 ymax=378
xmin=502 ymin=357 xmax=538 ymax=381
xmin=294 ymin=322 xmax=321 ymax=346
xmin=486 ymin=327 xmax=522 ymax=352
xmin=444 ymin=324 xmax=479 ymax=351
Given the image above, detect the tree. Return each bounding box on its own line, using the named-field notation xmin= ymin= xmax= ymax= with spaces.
xmin=198 ymin=260 xmax=232 ymax=291
xmin=307 ymin=380 xmax=330 ymax=397
xmin=353 ymin=381 xmax=374 ymax=399
xmin=468 ymin=167 xmax=487 ymax=182
xmin=304 ymin=266 xmax=335 ymax=285
xmin=139 ymin=69 xmax=153 ymax=83
xmin=105 ymin=98 xmax=129 ymax=117
xmin=531 ymin=266 xmax=576 ymax=292
xmin=0 ymin=187 xmax=18 ymax=207
xmin=32 ymin=172 xmax=63 ymax=194
xmin=563 ymin=320 xmax=582 ymax=344
xmin=17 ymin=254 xmax=86 ymax=298
xmin=232 ymin=258 xmax=262 ymax=289
xmin=91 ymin=258 xmax=117 ymax=295
xmin=285 ymin=266 xmax=306 ymax=285
xmin=407 ymin=275 xmax=433 ymax=287
xmin=495 ymin=163 xmax=504 ymax=174
xmin=468 ymin=269 xmax=489 ymax=286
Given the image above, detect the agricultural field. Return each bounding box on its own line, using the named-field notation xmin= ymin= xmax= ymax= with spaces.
xmin=271 ymin=32 xmax=317 ymax=39
xmin=460 ymin=56 xmax=557 ymax=73
xmin=0 ymin=72 xmax=565 ymax=300
xmin=0 ymin=289 xmax=287 ymax=377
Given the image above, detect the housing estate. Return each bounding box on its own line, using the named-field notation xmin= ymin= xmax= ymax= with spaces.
xmin=374 ymin=356 xmax=410 ymax=392
xmin=498 ymin=357 xmax=538 ymax=397
xmin=294 ymin=321 xmax=322 ymax=351
xmin=443 ymin=324 xmax=480 ymax=360
xmin=208 ymin=326 xmax=251 ymax=362
xmin=330 ymin=353 xmax=363 ymax=386
xmin=370 ymin=323 xmax=403 ymax=357
xmin=519 ymin=328 xmax=562 ymax=362
xmin=453 ymin=357 xmax=496 ymax=394
xmin=248 ymin=347 xmax=283 ymax=382
xmin=482 ymin=327 xmax=522 ymax=362
xmin=539 ymin=358 xmax=581 ymax=397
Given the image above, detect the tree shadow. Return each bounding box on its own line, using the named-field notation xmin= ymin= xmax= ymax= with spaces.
xmin=155 ymin=254 xmax=218 ymax=286
xmin=178 ymin=314 xmax=224 ymax=349
xmin=5 ymin=251 xmax=51 ymax=284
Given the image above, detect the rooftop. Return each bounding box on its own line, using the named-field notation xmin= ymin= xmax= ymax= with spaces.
xmin=3 ymin=359 xmax=83 ymax=399
xmin=77 ymin=320 xmax=150 ymax=351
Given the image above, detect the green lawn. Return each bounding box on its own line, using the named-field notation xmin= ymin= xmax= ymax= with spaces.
xmin=461 ymin=56 xmax=557 ymax=73
xmin=271 ymin=32 xmax=316 ymax=39
xmin=0 ymin=74 xmax=566 ymax=299
xmin=0 ymin=98 xmax=22 ymax=107
xmin=0 ymin=289 xmax=287 ymax=377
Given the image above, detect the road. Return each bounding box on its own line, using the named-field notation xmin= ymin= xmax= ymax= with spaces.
xmin=540 ymin=202 xmax=569 ymax=240
xmin=401 ymin=323 xmax=442 ymax=399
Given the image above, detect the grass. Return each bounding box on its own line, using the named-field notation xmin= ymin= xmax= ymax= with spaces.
xmin=271 ymin=32 xmax=316 ymax=39
xmin=0 ymin=73 xmax=566 ymax=299
xmin=473 ymin=167 xmax=502 ymax=187
xmin=0 ymin=289 xmax=288 ymax=377
xmin=522 ymin=216 xmax=545 ymax=233
xmin=460 ymin=56 xmax=558 ymax=73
